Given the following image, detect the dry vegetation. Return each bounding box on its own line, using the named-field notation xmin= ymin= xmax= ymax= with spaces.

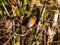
xmin=0 ymin=0 xmax=60 ymax=45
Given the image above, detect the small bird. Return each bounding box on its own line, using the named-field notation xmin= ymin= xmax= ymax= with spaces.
xmin=22 ymin=15 xmax=36 ymax=28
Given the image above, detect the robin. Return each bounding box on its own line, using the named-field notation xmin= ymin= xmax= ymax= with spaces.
xmin=22 ymin=15 xmax=36 ymax=28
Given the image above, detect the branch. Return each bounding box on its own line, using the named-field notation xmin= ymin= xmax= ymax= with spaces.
xmin=3 ymin=28 xmax=19 ymax=45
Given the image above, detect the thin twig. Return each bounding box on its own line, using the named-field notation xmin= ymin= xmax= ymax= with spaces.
xmin=2 ymin=3 xmax=10 ymax=16
xmin=50 ymin=40 xmax=60 ymax=44
xmin=53 ymin=10 xmax=59 ymax=27
xmin=17 ymin=0 xmax=21 ymax=7
xmin=40 ymin=6 xmax=46 ymax=22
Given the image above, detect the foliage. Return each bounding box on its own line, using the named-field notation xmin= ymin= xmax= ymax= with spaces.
xmin=0 ymin=0 xmax=60 ymax=45
xmin=0 ymin=8 xmax=2 ymax=16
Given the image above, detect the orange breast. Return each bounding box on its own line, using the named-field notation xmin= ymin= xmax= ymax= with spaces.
xmin=30 ymin=18 xmax=36 ymax=24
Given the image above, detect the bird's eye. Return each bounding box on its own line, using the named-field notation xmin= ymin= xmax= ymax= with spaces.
xmin=32 ymin=16 xmax=36 ymax=19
